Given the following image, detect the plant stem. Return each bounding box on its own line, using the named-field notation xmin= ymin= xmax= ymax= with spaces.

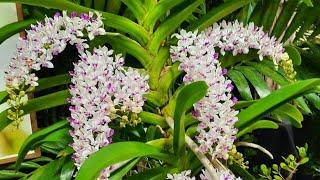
xmin=165 ymin=117 xmax=220 ymax=179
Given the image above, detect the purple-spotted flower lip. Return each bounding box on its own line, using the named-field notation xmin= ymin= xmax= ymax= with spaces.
xmin=70 ymin=11 xmax=78 ymax=18
xmin=80 ymin=13 xmax=90 ymax=20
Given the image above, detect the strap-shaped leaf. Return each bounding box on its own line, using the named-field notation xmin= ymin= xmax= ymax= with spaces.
xmin=0 ymin=19 xmax=36 ymax=44
xmin=0 ymin=91 xmax=8 ymax=104
xmin=93 ymin=0 xmax=105 ymax=11
xmin=237 ymin=120 xmax=278 ymax=137
xmin=121 ymin=0 xmax=146 ymax=23
xmin=76 ymin=142 xmax=175 ymax=179
xmin=91 ymin=33 xmax=152 ymax=68
xmin=261 ymin=0 xmax=281 ymax=31
xmin=273 ymin=103 xmax=303 ymax=128
xmin=285 ymin=45 xmax=301 ymax=66
xmin=245 ymin=62 xmax=289 ymax=86
xmin=305 ymin=93 xmax=320 ymax=110
xmin=28 ymin=157 xmax=66 ymax=180
xmin=272 ymin=0 xmax=299 ymax=37
xmin=15 ymin=120 xmax=68 ymax=170
xmin=0 ymin=0 xmax=149 ymax=45
xmin=143 ymin=0 xmax=183 ymax=31
xmin=105 ymin=0 xmax=122 ymax=14
xmin=36 ymin=74 xmax=71 ymax=92
xmin=227 ymin=69 xmax=252 ymax=100
xmin=0 ymin=170 xmax=26 ymax=179
xmin=110 ymin=158 xmax=140 ymax=180
xmin=235 ymin=79 xmax=320 ymax=128
xmin=188 ymin=0 xmax=251 ymax=31
xmin=173 ymin=81 xmax=208 ymax=157
xmin=235 ymin=66 xmax=270 ymax=98
xmin=60 ymin=156 xmax=75 ymax=180
xmin=148 ymin=0 xmax=203 ymax=54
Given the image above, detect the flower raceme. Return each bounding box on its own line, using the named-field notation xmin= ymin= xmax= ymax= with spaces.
xmin=170 ymin=20 xmax=289 ymax=160
xmin=69 ymin=46 xmax=149 ymax=177
xmin=167 ymin=169 xmax=242 ymax=180
xmin=171 ymin=28 xmax=239 ymax=160
xmin=5 ymin=11 xmax=106 ymax=126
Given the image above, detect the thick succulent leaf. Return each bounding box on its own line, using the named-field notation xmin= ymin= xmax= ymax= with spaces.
xmin=173 ymin=81 xmax=208 ymax=156
xmin=36 ymin=74 xmax=71 ymax=92
xmin=109 ymin=158 xmax=140 ymax=180
xmin=143 ymin=0 xmax=183 ymax=31
xmin=237 ymin=120 xmax=279 ymax=137
xmin=284 ymin=45 xmax=302 ymax=66
xmin=0 ymin=19 xmax=36 ymax=44
xmin=15 ymin=120 xmax=68 ymax=170
xmin=235 ymin=66 xmax=270 ymax=98
xmin=76 ymin=142 xmax=175 ymax=179
xmin=0 ymin=91 xmax=8 ymax=104
xmin=148 ymin=0 xmax=203 ymax=54
xmin=227 ymin=69 xmax=253 ymax=100
xmin=0 ymin=170 xmax=26 ymax=179
xmin=60 ymin=156 xmax=75 ymax=180
xmin=93 ymin=0 xmax=105 ymax=11
xmin=126 ymin=166 xmax=172 ymax=180
xmin=245 ymin=61 xmax=289 ymax=86
xmin=272 ymin=0 xmax=299 ymax=38
xmin=235 ymin=79 xmax=320 ymax=128
xmin=28 ymin=157 xmax=66 ymax=180
xmin=273 ymin=103 xmax=303 ymax=128
xmin=187 ymin=0 xmax=251 ymax=31
xmin=121 ymin=0 xmax=145 ymax=23
xmin=0 ymin=0 xmax=149 ymax=44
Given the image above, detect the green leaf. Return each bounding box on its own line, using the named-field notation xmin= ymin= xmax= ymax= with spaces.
xmin=273 ymin=103 xmax=303 ymax=128
xmin=237 ymin=120 xmax=279 ymax=137
xmin=173 ymin=81 xmax=208 ymax=157
xmin=0 ymin=170 xmax=26 ymax=179
xmin=305 ymin=93 xmax=320 ymax=110
xmin=229 ymin=164 xmax=255 ymax=180
xmin=302 ymin=0 xmax=313 ymax=7
xmin=93 ymin=0 xmax=105 ymax=11
xmin=91 ymin=32 xmax=152 ymax=68
xmin=0 ymin=0 xmax=149 ymax=45
xmin=105 ymin=0 xmax=122 ymax=14
xmin=148 ymin=0 xmax=203 ymax=54
xmin=188 ymin=0 xmax=251 ymax=31
xmin=23 ymin=90 xmax=70 ymax=113
xmin=143 ymin=0 xmax=183 ymax=31
xmin=76 ymin=142 xmax=175 ymax=179
xmin=0 ymin=91 xmax=8 ymax=104
xmin=121 ymin=0 xmax=145 ymax=23
xmin=139 ymin=111 xmax=167 ymax=128
xmin=235 ymin=79 xmax=320 ymax=128
xmin=245 ymin=62 xmax=289 ymax=86
xmin=5 ymin=161 xmax=41 ymax=170
xmin=126 ymin=166 xmax=172 ymax=180
xmin=60 ymin=156 xmax=75 ymax=180
xmin=0 ymin=19 xmax=36 ymax=44
xmin=271 ymin=0 xmax=299 ymax=37
xmin=36 ymin=74 xmax=71 ymax=92
xmin=83 ymin=0 xmax=93 ymax=7
xmin=234 ymin=100 xmax=256 ymax=110
xmin=28 ymin=157 xmax=66 ymax=180
xmin=15 ymin=120 xmax=68 ymax=170
xmin=261 ymin=0 xmax=281 ymax=31
xmin=227 ymin=69 xmax=252 ymax=100
xmin=285 ymin=45 xmax=301 ymax=66
xmin=109 ymin=158 xmax=140 ymax=180
xmin=235 ymin=66 xmax=270 ymax=98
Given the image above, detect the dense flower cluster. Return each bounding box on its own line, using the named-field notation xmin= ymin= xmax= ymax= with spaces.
xmin=171 ymin=29 xmax=239 ymax=159
xmin=167 ymin=169 xmax=242 ymax=180
xmin=5 ymin=11 xmax=106 ymax=125
xmin=171 ymin=20 xmax=286 ymax=68
xmin=69 ymin=46 xmax=149 ymax=178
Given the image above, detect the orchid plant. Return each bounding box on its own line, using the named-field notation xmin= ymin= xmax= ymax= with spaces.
xmin=0 ymin=0 xmax=320 ymax=180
